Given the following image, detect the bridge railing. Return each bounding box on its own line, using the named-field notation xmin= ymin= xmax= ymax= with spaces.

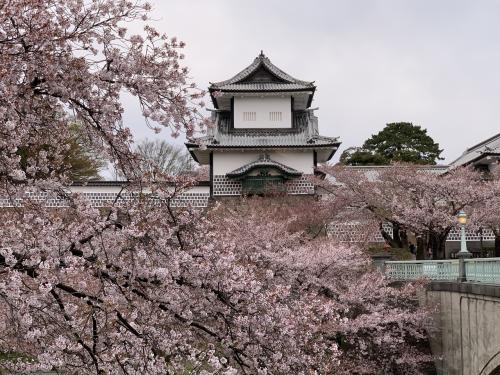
xmin=385 ymin=260 xmax=459 ymax=281
xmin=464 ymin=258 xmax=500 ymax=283
xmin=384 ymin=258 xmax=500 ymax=284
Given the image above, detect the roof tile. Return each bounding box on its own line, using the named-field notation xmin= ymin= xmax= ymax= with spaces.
xmin=189 ymin=132 xmax=339 ymax=148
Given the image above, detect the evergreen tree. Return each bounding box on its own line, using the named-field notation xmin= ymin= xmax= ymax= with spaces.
xmin=340 ymin=122 xmax=443 ymax=165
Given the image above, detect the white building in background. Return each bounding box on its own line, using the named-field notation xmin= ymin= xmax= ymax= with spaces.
xmin=186 ymin=51 xmax=340 ymax=197
xmin=449 ymin=132 xmax=500 ymax=172
xmin=1 ymin=52 xmax=498 ymax=255
xmin=1 ymin=52 xmax=340 ymax=208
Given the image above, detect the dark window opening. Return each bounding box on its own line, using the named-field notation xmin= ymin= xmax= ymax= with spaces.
xmin=241 ymin=176 xmax=285 ymax=195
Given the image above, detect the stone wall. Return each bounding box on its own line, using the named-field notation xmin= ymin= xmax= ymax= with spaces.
xmin=424 ymin=282 xmax=500 ymax=375
xmin=0 ymin=187 xmax=210 ymax=209
xmin=328 ymin=221 xmax=496 ymax=246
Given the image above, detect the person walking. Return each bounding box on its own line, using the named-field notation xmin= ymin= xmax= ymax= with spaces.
xmin=409 ymin=243 xmax=416 ymax=255
xmin=409 ymin=243 xmax=417 ymax=260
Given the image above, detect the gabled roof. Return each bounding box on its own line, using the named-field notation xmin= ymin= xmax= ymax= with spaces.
xmin=226 ymin=154 xmax=302 ymax=179
xmin=209 ymin=51 xmax=315 ymax=93
xmin=210 ymin=51 xmax=315 ymax=90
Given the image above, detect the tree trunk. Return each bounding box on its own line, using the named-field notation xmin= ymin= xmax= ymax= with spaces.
xmin=479 ymin=228 xmax=485 ymax=258
xmin=429 ymin=231 xmax=448 ymax=260
xmin=380 ymin=221 xmax=408 ymax=249
xmin=416 ymin=236 xmax=426 ymax=260
xmin=394 ymin=223 xmax=409 ymax=250
xmin=495 ymin=235 xmax=500 ymax=258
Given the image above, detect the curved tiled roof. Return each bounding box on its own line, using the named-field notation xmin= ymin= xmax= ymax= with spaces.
xmin=226 ymin=155 xmax=302 ymax=179
xmin=449 ymin=133 xmax=500 ymax=167
xmin=188 ymin=133 xmax=340 ymax=148
xmin=209 ymin=51 xmax=315 ymax=92
xmin=187 ymin=110 xmax=338 ymax=148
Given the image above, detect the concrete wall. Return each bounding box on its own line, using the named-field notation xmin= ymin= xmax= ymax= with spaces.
xmin=233 ymin=96 xmax=292 ymax=128
xmin=213 ymin=151 xmax=314 ymax=175
xmin=424 ymin=282 xmax=500 ymax=375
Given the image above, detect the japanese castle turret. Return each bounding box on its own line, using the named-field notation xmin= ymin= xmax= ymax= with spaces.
xmin=186 ymin=52 xmax=341 ymax=196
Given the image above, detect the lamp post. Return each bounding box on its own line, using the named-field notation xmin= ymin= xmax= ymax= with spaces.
xmin=456 ymin=210 xmax=472 ymax=282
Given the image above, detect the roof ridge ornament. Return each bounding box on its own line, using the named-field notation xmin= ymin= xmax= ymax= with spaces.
xmin=259 ymin=152 xmax=271 ymax=161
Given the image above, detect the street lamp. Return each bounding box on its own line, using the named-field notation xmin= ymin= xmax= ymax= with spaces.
xmin=457 ymin=210 xmax=467 ymax=225
xmin=456 ymin=210 xmax=471 ymax=258
xmin=456 ymin=210 xmax=472 ymax=282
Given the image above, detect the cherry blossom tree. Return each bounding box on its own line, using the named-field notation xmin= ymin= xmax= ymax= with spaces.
xmin=1 ymin=1 xmax=434 ymax=373
xmin=322 ymin=165 xmax=494 ymax=259
xmin=207 ymin=199 xmax=435 ymax=374
xmin=473 ymin=195 xmax=500 ymax=256
xmin=471 ymin=166 xmax=500 ymax=256
xmin=1 ymin=0 xmax=206 ymax=187
xmin=0 ymin=194 xmax=434 ymax=374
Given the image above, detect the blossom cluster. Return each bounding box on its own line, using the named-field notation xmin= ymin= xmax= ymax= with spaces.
xmin=1 ymin=1 xmax=435 ymax=373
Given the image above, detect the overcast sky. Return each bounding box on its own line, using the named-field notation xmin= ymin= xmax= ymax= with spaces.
xmin=123 ymin=0 xmax=500 ymax=164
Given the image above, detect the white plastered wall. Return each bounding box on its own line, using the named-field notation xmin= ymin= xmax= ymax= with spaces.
xmin=234 ymin=97 xmax=292 ymax=128
xmin=213 ymin=151 xmax=314 ymax=175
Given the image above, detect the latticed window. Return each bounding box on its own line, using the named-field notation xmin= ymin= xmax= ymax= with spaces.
xmin=243 ymin=111 xmax=256 ymax=121
xmin=269 ymin=111 xmax=282 ymax=121
xmin=241 ymin=176 xmax=285 ymax=195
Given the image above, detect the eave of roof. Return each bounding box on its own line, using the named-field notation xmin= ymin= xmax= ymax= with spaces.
xmin=210 ymin=84 xmax=314 ymax=92
xmin=187 ymin=142 xmax=340 ymax=150
xmin=450 ymin=152 xmax=500 ymax=169
xmin=186 ymin=134 xmax=340 ymax=149
xmin=71 ymin=180 xmax=128 ymax=187
xmin=71 ymin=180 xmax=210 ymax=187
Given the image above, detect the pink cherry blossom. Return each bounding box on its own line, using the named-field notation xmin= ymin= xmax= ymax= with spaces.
xmin=0 ymin=1 xmax=434 ymax=373
xmin=320 ymin=164 xmax=496 ymax=259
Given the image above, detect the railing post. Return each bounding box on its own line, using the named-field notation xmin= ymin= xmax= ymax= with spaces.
xmin=457 ymin=257 xmax=467 ymax=282
xmin=371 ymin=253 xmax=392 ymax=273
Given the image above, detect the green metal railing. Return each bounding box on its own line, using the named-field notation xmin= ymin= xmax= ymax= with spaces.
xmin=464 ymin=258 xmax=500 ymax=283
xmin=385 ymin=260 xmax=459 ymax=281
xmin=384 ymin=258 xmax=500 ymax=284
